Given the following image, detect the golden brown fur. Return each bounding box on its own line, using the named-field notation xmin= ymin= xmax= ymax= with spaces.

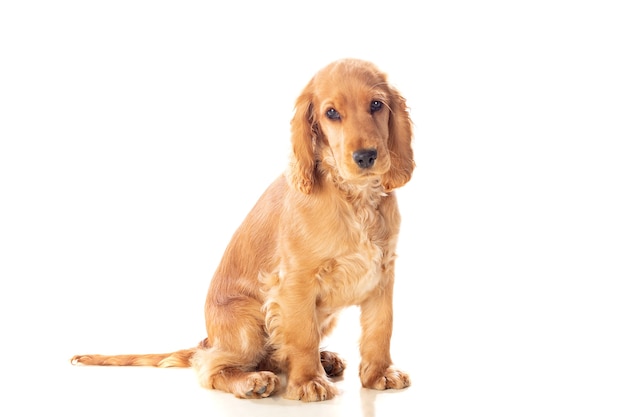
xmin=72 ymin=58 xmax=414 ymax=402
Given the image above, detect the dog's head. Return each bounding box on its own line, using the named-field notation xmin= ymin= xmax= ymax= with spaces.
xmin=289 ymin=59 xmax=414 ymax=193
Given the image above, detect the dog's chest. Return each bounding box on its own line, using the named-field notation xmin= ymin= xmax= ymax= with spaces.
xmin=316 ymin=201 xmax=389 ymax=307
xmin=326 ymin=243 xmax=384 ymax=307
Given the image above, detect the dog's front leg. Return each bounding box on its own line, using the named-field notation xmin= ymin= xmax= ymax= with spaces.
xmin=358 ymin=269 xmax=411 ymax=390
xmin=276 ymin=278 xmax=338 ymax=402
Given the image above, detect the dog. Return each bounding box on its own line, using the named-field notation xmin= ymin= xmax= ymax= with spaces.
xmin=72 ymin=58 xmax=414 ymax=402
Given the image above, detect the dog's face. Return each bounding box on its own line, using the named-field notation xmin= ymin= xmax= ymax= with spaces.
xmin=289 ymin=59 xmax=414 ymax=193
xmin=314 ymin=68 xmax=393 ymax=181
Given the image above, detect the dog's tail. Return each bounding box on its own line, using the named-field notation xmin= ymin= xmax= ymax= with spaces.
xmin=70 ymin=348 xmax=196 ymax=367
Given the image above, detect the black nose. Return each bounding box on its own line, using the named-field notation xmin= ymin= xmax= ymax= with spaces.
xmin=353 ymin=149 xmax=377 ymax=169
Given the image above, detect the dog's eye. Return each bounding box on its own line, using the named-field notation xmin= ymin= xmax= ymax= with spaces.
xmin=326 ymin=108 xmax=341 ymax=120
xmin=370 ymin=100 xmax=383 ymax=114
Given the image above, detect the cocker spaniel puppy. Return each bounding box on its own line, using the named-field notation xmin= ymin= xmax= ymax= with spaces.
xmin=72 ymin=58 xmax=415 ymax=402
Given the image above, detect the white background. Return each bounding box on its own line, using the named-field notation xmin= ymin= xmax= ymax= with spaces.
xmin=1 ymin=1 xmax=625 ymax=416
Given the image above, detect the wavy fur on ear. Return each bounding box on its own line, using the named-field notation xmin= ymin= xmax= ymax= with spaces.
xmin=382 ymin=85 xmax=414 ymax=191
xmin=287 ymin=80 xmax=319 ymax=194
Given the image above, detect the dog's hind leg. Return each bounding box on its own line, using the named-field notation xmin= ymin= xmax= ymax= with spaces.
xmin=193 ymin=346 xmax=280 ymax=399
xmin=196 ymin=298 xmax=280 ymax=398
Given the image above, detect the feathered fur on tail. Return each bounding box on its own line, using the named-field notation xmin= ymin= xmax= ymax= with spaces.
xmin=71 ymin=347 xmax=197 ymax=368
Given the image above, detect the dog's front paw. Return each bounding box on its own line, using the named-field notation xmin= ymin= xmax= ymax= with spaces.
xmin=284 ymin=375 xmax=338 ymax=402
xmin=360 ymin=363 xmax=411 ymax=390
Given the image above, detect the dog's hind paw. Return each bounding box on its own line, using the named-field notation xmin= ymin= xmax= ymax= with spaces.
xmin=320 ymin=350 xmax=346 ymax=377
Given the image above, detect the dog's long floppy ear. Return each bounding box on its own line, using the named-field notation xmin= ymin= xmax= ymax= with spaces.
xmin=287 ymin=80 xmax=319 ymax=194
xmin=382 ymin=85 xmax=415 ymax=191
